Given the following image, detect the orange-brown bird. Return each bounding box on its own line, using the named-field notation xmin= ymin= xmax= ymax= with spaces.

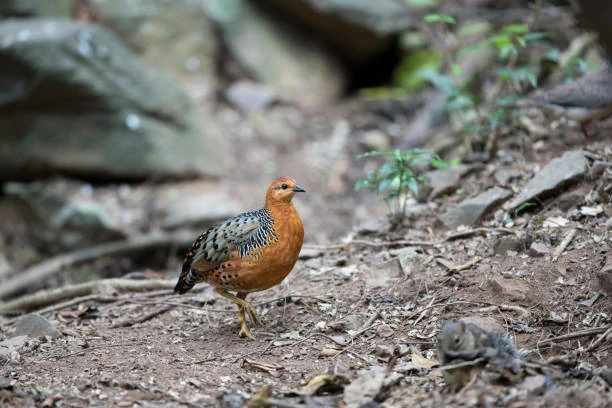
xmin=174 ymin=176 xmax=305 ymax=339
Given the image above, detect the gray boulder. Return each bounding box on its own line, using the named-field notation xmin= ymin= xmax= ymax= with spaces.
xmin=0 ymin=18 xmax=225 ymax=181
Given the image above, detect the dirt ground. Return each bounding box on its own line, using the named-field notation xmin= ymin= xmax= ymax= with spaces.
xmin=1 ymin=104 xmax=611 ymax=407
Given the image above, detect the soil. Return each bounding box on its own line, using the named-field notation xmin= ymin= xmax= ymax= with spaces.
xmin=1 ymin=102 xmax=611 ymax=407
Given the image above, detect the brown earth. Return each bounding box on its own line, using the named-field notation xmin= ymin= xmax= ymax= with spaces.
xmin=0 ymin=103 xmax=611 ymax=407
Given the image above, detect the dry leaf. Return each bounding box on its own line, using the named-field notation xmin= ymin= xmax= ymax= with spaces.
xmin=411 ymin=353 xmax=438 ymax=368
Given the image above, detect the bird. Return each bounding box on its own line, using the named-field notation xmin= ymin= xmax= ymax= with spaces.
xmin=174 ymin=176 xmax=305 ymax=339
xmin=512 ymin=62 xmax=612 ymax=139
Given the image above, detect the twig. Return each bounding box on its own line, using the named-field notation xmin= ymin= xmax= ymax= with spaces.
xmin=439 ymin=357 xmax=486 ymax=371
xmin=302 ymin=239 xmax=435 ymax=250
xmin=477 ymin=304 xmax=530 ymax=316
xmin=552 ymin=228 xmax=577 ymax=262
xmin=0 ymin=231 xmax=196 ymax=300
xmin=536 ymin=326 xmax=608 ymax=347
xmin=413 ymin=296 xmax=436 ymax=326
xmin=350 ymin=311 xmax=381 ymax=338
xmin=111 ymin=305 xmax=173 ymax=328
xmin=445 ymin=228 xmax=517 ymax=241
xmin=586 ymin=325 xmax=612 ymax=352
xmin=0 ymin=278 xmax=175 ymax=314
xmin=49 ymin=340 xmax=148 ymax=360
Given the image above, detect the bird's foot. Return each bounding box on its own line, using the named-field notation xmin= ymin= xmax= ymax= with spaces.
xmin=243 ymin=302 xmax=264 ymax=327
xmin=238 ymin=306 xmax=256 ymax=340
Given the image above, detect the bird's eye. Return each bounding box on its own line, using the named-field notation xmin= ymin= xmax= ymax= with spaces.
xmin=281 ymin=183 xmax=288 ymax=190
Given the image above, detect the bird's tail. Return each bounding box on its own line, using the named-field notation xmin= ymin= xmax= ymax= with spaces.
xmin=174 ymin=261 xmax=196 ymax=294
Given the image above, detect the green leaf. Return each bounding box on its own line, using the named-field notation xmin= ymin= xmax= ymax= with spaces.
xmin=502 ymin=24 xmax=528 ymax=34
xmin=406 ymin=177 xmax=420 ymax=195
xmin=424 ymin=13 xmax=455 ymax=24
xmin=522 ymin=32 xmax=548 ymax=42
xmin=514 ymin=202 xmax=537 ymax=216
xmin=457 ymin=22 xmax=491 ymax=37
xmin=404 ymin=0 xmax=438 ymax=7
xmin=393 ymin=50 xmax=443 ymax=92
xmin=355 ymin=179 xmax=370 ymax=192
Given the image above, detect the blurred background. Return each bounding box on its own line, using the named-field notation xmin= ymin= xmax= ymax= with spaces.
xmin=0 ymin=0 xmax=608 ymax=301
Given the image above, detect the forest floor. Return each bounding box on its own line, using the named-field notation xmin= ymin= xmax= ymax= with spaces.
xmin=0 ymin=101 xmax=611 ymax=407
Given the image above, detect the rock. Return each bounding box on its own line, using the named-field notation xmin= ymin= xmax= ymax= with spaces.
xmin=364 ymin=258 xmax=403 ymax=288
xmin=0 ymin=335 xmax=27 ymax=363
xmin=494 ymin=236 xmax=525 ymax=254
xmin=359 ymin=130 xmax=390 ymax=152
xmin=423 ymin=164 xmax=473 ymax=200
xmin=153 ymin=180 xmax=243 ymax=229
xmin=0 ymin=18 xmax=226 ymax=181
xmin=224 ymin=80 xmax=278 ymax=113
xmin=11 ymin=313 xmax=61 ymax=339
xmin=518 ymin=375 xmax=547 ymax=395
xmin=215 ymin=1 xmax=344 ymax=107
xmin=374 ymin=344 xmax=393 ymax=357
xmin=542 ymin=386 xmax=608 ymax=408
xmin=394 ymin=247 xmax=420 ymax=277
xmin=0 ymin=376 xmax=11 ymax=390
xmin=0 ymin=0 xmax=71 ymax=18
xmin=595 ymin=263 xmax=612 ymax=295
xmin=3 ymin=180 xmax=125 ymax=251
xmin=255 ymin=0 xmax=415 ymax=65
xmin=508 ymin=151 xmax=590 ymax=210
xmin=439 ymin=187 xmax=513 ymax=228
xmin=375 ymin=324 xmax=395 ymax=338
xmin=87 ymin=0 xmax=219 ymax=98
xmin=485 ymin=278 xmax=531 ymax=302
xmin=529 ymin=242 xmax=550 ymax=257
xmin=342 ymin=366 xmax=387 ymax=408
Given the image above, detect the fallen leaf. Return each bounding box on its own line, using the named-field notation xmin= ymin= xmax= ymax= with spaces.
xmin=411 ymin=353 xmax=438 ymax=368
xmin=319 ymin=347 xmax=343 ymax=357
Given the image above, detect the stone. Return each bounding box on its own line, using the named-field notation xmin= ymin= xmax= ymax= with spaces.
xmin=508 ymin=151 xmax=589 ymax=210
xmin=3 ymin=180 xmax=125 ymax=251
xmin=0 ymin=0 xmax=71 ymax=18
xmin=216 ymin=1 xmax=344 ymax=107
xmin=439 ymin=187 xmax=513 ymax=228
xmin=0 ymin=18 xmax=226 ymax=181
xmin=87 ymin=0 xmax=219 ymax=97
xmin=153 ymin=180 xmax=243 ymax=229
xmin=364 ymin=258 xmax=403 ymax=288
xmin=529 ymin=242 xmax=550 ymax=257
xmin=423 ymin=164 xmax=473 ymax=200
xmin=224 ymin=80 xmax=278 ymax=113
xmin=11 ymin=313 xmax=60 ymax=339
xmin=518 ymin=375 xmax=547 ymax=395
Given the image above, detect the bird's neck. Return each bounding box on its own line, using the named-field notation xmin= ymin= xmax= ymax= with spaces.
xmin=267 ymin=201 xmax=298 ymax=219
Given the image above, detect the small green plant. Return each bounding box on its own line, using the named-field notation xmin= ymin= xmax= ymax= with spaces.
xmin=355 ymin=148 xmax=455 ymax=217
xmin=422 ymin=14 xmax=547 ymax=136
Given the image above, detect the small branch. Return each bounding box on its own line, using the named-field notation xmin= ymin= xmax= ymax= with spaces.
xmin=413 ymin=296 xmax=436 ymax=326
xmin=586 ymin=325 xmax=612 ymax=352
xmin=111 ymin=305 xmax=173 ymax=328
xmin=536 ymin=326 xmax=608 ymax=347
xmin=0 ymin=231 xmax=196 ymax=300
xmin=445 ymin=227 xmax=517 ymax=241
xmin=552 ymin=228 xmax=577 ymax=262
xmin=0 ymin=279 xmax=175 ymax=315
xmin=49 ymin=340 xmax=148 ymax=360
xmin=350 ymin=311 xmax=381 ymax=339
xmin=302 ymin=239 xmax=435 ymax=250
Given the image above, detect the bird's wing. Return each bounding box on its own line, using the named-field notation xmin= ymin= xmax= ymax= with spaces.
xmin=186 ymin=210 xmax=267 ymax=272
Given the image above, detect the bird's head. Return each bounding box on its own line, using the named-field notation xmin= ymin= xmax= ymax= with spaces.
xmin=266 ymin=176 xmax=306 ymax=204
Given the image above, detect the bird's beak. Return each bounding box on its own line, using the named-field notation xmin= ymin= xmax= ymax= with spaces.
xmin=293 ymin=185 xmax=306 ymax=193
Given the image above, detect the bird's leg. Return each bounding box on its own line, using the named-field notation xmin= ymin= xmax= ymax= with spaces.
xmin=215 ymin=288 xmax=263 ymax=340
xmin=236 ymin=292 xmax=263 ymax=327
